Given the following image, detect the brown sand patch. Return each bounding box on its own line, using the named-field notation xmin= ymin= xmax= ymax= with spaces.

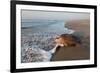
xmin=51 ymin=19 xmax=90 ymax=61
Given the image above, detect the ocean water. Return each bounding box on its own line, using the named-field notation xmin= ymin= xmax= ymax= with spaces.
xmin=22 ymin=20 xmax=74 ymax=34
xmin=21 ymin=20 xmax=75 ymax=63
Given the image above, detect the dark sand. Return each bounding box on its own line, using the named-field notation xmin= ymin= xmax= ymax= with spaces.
xmin=65 ymin=19 xmax=90 ymax=36
xmin=51 ymin=19 xmax=90 ymax=61
xmin=51 ymin=45 xmax=90 ymax=61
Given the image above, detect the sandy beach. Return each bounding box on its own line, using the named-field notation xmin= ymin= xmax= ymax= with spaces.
xmin=51 ymin=43 xmax=90 ymax=61
xmin=51 ymin=19 xmax=90 ymax=61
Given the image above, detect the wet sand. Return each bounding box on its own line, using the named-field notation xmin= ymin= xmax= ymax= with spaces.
xmin=51 ymin=45 xmax=90 ymax=61
xmin=65 ymin=19 xmax=90 ymax=36
xmin=51 ymin=19 xmax=90 ymax=61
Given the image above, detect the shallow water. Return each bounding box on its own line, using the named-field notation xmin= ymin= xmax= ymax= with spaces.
xmin=21 ymin=20 xmax=75 ymax=63
xmin=22 ymin=20 xmax=74 ymax=34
